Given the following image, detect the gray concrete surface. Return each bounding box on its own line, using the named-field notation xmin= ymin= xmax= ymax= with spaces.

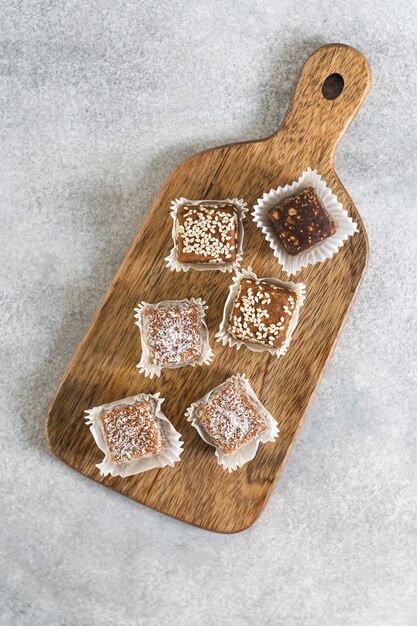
xmin=1 ymin=1 xmax=417 ymax=624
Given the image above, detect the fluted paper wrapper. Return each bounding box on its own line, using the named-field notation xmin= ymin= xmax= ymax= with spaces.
xmin=85 ymin=393 xmax=183 ymax=477
xmin=252 ymin=168 xmax=358 ymax=276
xmin=134 ymin=298 xmax=213 ymax=379
xmin=216 ymin=267 xmax=306 ymax=357
xmin=165 ymin=198 xmax=248 ymax=272
xmin=185 ymin=374 xmax=278 ymax=472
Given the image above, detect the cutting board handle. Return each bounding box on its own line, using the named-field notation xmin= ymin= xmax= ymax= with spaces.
xmin=277 ymin=44 xmax=371 ymax=162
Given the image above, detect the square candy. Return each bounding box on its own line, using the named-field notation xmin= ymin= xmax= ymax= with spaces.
xmin=135 ymin=299 xmax=213 ymax=377
xmin=268 ymin=187 xmax=336 ymax=255
xmin=100 ymin=399 xmax=164 ymax=464
xmin=227 ymin=277 xmax=297 ymax=349
xmin=143 ymin=302 xmax=204 ymax=366
xmin=176 ymin=203 xmax=238 ymax=264
xmin=194 ymin=376 xmax=272 ymax=455
xmin=85 ymin=393 xmax=184 ymax=477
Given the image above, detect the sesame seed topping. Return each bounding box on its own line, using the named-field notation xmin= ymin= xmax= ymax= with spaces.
xmin=227 ymin=278 xmax=297 ymax=349
xmin=177 ymin=204 xmax=238 ymax=264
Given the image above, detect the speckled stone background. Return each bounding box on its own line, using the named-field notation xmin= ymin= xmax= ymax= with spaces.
xmin=1 ymin=1 xmax=417 ymax=625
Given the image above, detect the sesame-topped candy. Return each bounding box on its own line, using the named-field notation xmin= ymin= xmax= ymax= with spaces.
xmin=227 ymin=278 xmax=297 ymax=349
xmin=176 ymin=203 xmax=238 ymax=264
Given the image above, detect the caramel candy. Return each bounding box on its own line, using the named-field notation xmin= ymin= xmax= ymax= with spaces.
xmin=100 ymin=400 xmax=165 ymax=464
xmin=176 ymin=203 xmax=238 ymax=264
xmin=268 ymin=187 xmax=336 ymax=255
xmin=227 ymin=278 xmax=297 ymax=349
xmin=195 ymin=377 xmax=270 ymax=455
xmin=143 ymin=302 xmax=203 ymax=366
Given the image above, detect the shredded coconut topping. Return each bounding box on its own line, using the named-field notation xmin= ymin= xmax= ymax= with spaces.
xmin=227 ymin=278 xmax=296 ymax=348
xmin=177 ymin=204 xmax=238 ymax=263
xmin=144 ymin=303 xmax=203 ymax=365
xmin=196 ymin=379 xmax=270 ymax=455
xmin=101 ymin=400 xmax=165 ymax=463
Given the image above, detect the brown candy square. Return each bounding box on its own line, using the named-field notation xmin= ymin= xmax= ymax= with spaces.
xmin=100 ymin=400 xmax=164 ymax=464
xmin=176 ymin=203 xmax=238 ymax=264
xmin=227 ymin=278 xmax=297 ymax=349
xmin=195 ymin=377 xmax=270 ymax=455
xmin=143 ymin=302 xmax=203 ymax=366
xmin=268 ymin=187 xmax=336 ymax=255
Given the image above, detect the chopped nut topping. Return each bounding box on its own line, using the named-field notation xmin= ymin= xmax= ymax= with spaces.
xmin=268 ymin=187 xmax=336 ymax=255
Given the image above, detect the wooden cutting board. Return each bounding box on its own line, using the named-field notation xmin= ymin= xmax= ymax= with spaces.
xmin=46 ymin=43 xmax=371 ymax=533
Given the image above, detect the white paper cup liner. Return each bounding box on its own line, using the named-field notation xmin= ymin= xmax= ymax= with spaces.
xmin=215 ymin=267 xmax=306 ymax=357
xmin=84 ymin=393 xmax=183 ymax=477
xmin=252 ymin=168 xmax=358 ymax=276
xmin=165 ymin=198 xmax=248 ymax=272
xmin=134 ymin=298 xmax=213 ymax=378
xmin=185 ymin=374 xmax=278 ymax=472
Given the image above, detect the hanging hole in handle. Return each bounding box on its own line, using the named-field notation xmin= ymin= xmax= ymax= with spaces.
xmin=322 ymin=73 xmax=344 ymax=100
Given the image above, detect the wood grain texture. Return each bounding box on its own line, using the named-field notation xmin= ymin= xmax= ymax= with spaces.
xmin=46 ymin=44 xmax=371 ymax=533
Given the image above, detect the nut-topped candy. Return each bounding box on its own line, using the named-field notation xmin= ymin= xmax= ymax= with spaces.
xmin=268 ymin=187 xmax=336 ymax=255
xmin=227 ymin=277 xmax=297 ymax=349
xmin=176 ymin=203 xmax=238 ymax=264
